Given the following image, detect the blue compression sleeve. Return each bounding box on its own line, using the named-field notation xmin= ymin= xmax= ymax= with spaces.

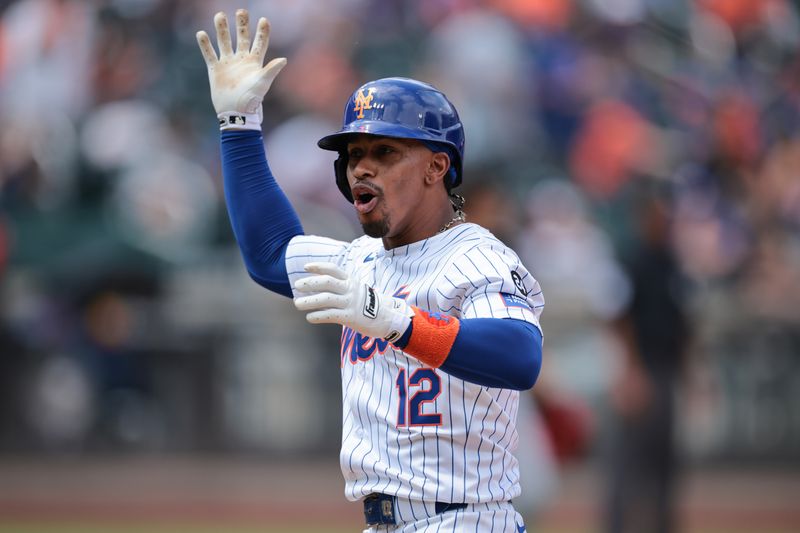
xmin=396 ymin=317 xmax=542 ymax=390
xmin=221 ymin=130 xmax=303 ymax=297
xmin=443 ymin=318 xmax=542 ymax=390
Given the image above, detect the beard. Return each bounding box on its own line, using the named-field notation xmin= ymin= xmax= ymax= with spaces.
xmin=361 ymin=217 xmax=390 ymax=238
xmin=361 ymin=205 xmax=391 ymax=238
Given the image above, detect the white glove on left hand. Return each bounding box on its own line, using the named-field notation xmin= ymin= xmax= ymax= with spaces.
xmin=293 ymin=262 xmax=414 ymax=342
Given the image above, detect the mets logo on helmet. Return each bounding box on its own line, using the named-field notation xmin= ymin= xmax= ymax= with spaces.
xmin=353 ymin=88 xmax=376 ymax=119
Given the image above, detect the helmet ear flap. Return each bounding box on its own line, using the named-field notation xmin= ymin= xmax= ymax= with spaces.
xmin=334 ymin=155 xmax=353 ymax=202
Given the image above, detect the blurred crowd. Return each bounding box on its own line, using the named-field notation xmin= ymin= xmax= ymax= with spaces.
xmin=1 ymin=0 xmax=799 ymax=526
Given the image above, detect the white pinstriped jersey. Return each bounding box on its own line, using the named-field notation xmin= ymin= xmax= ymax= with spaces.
xmin=285 ymin=223 xmax=544 ymax=504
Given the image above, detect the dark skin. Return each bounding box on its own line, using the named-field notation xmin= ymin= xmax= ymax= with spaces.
xmin=346 ymin=135 xmax=458 ymax=249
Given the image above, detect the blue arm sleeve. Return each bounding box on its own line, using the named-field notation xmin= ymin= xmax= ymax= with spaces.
xmin=396 ymin=317 xmax=542 ymax=390
xmin=221 ymin=130 xmax=304 ymax=298
xmin=445 ymin=319 xmax=542 ymax=390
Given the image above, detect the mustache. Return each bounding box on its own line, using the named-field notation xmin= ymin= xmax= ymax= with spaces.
xmin=351 ymin=181 xmax=384 ymax=195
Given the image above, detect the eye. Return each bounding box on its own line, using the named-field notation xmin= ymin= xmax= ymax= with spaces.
xmin=348 ymin=147 xmax=364 ymax=159
xmin=376 ymin=145 xmax=395 ymax=156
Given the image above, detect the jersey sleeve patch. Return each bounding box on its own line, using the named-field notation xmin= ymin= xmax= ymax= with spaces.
xmin=500 ymin=292 xmax=531 ymax=310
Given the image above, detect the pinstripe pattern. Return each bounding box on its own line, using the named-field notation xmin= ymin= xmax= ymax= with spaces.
xmin=286 ymin=224 xmax=543 ymax=518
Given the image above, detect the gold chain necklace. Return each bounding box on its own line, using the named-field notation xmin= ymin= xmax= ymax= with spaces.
xmin=438 ymin=211 xmax=466 ymax=233
xmin=438 ymin=194 xmax=467 ymax=233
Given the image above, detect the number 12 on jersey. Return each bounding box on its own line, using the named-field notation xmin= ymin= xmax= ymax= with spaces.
xmin=396 ymin=368 xmax=442 ymax=427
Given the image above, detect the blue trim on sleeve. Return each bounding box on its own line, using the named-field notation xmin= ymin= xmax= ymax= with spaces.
xmin=441 ymin=318 xmax=542 ymax=390
xmin=221 ymin=130 xmax=304 ymax=298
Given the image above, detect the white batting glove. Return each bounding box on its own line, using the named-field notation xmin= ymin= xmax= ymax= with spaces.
xmin=196 ymin=9 xmax=287 ymax=131
xmin=293 ymin=263 xmax=414 ymax=343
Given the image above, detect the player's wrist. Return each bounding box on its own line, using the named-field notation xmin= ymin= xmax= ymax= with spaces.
xmin=377 ymin=293 xmax=413 ymax=343
xmin=218 ymin=110 xmax=262 ymax=131
xmin=400 ymin=307 xmax=461 ymax=368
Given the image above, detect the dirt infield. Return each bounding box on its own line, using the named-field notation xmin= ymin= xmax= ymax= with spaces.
xmin=0 ymin=456 xmax=798 ymax=532
xmin=0 ymin=456 xmax=360 ymax=530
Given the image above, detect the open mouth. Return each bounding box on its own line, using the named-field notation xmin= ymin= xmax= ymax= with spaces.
xmin=356 ymin=192 xmax=375 ymax=204
xmin=352 ymin=185 xmax=380 ymax=215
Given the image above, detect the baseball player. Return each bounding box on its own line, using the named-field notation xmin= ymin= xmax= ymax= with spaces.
xmin=197 ymin=9 xmax=544 ymax=532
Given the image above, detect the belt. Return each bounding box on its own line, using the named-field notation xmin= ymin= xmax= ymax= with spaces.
xmin=363 ymin=493 xmax=468 ymax=526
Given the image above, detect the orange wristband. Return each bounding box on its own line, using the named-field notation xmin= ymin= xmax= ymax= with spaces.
xmin=402 ymin=306 xmax=461 ymax=368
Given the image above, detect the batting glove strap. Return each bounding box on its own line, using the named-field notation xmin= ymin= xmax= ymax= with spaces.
xmin=218 ymin=110 xmax=262 ymax=131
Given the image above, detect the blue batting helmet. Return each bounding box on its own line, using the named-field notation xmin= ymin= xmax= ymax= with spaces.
xmin=317 ymin=77 xmax=465 ymax=202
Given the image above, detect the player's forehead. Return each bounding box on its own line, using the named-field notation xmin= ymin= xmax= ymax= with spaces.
xmin=345 ymin=134 xmax=422 ymax=150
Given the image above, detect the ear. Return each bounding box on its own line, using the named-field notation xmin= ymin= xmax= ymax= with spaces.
xmin=424 ymin=152 xmax=451 ymax=186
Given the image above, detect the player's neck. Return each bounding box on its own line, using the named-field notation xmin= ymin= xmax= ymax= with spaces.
xmin=382 ymin=206 xmax=464 ymax=250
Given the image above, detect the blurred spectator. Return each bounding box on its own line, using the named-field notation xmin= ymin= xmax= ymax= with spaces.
xmin=603 ymin=189 xmax=691 ymax=533
xmin=568 ymin=99 xmax=660 ymax=200
xmin=421 ymin=7 xmax=537 ymax=167
xmin=0 ymin=0 xmax=95 ymax=119
xmin=518 ymin=179 xmax=631 ymax=397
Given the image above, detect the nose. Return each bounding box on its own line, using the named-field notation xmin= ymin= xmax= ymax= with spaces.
xmin=350 ymin=155 xmax=376 ymax=181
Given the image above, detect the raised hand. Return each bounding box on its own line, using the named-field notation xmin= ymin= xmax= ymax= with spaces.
xmin=196 ymin=9 xmax=287 ymax=130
